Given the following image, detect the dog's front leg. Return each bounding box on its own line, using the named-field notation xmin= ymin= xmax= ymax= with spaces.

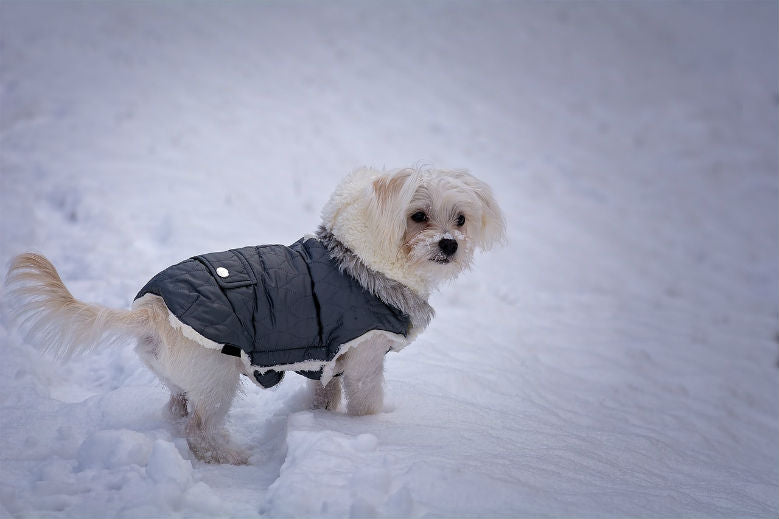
xmin=342 ymin=337 xmax=387 ymax=416
xmin=310 ymin=377 xmax=342 ymax=410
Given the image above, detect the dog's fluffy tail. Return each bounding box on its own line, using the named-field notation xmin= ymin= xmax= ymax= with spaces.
xmin=5 ymin=253 xmax=152 ymax=359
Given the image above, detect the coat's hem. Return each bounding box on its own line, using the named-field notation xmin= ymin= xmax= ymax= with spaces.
xmin=253 ymin=329 xmax=408 ymax=386
xmin=133 ymin=294 xmax=407 ymax=388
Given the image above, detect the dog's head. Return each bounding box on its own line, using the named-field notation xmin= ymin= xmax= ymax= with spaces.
xmin=321 ymin=167 xmax=505 ymax=295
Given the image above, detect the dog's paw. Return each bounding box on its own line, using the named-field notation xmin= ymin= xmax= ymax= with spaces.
xmin=346 ymin=397 xmax=383 ymax=416
xmin=187 ymin=439 xmax=249 ymax=465
xmin=343 ymin=382 xmax=384 ymax=416
xmin=219 ymin=448 xmax=250 ymax=466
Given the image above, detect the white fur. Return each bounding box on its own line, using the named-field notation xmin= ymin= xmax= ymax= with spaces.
xmin=5 ymin=167 xmax=505 ymax=464
xmin=321 ymin=167 xmax=505 ymax=296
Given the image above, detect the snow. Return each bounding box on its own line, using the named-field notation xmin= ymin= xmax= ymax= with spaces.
xmin=1 ymin=1 xmax=777 ymax=516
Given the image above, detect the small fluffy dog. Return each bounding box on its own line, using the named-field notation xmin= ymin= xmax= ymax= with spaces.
xmin=6 ymin=167 xmax=505 ymax=464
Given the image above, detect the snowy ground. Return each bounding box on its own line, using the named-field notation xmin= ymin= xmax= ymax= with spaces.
xmin=1 ymin=1 xmax=777 ymax=517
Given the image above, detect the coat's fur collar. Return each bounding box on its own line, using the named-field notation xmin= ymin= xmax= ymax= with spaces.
xmin=316 ymin=225 xmax=434 ymax=337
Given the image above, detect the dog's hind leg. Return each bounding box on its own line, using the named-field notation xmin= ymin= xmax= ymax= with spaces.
xmin=179 ymin=348 xmax=247 ymax=465
xmin=134 ymin=333 xmax=189 ymax=419
xmin=184 ymin=386 xmax=247 ymax=464
xmin=131 ymin=304 xmax=248 ymax=464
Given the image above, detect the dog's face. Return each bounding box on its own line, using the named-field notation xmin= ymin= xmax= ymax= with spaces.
xmin=323 ymin=167 xmax=505 ymax=294
xmin=394 ymin=170 xmax=503 ymax=284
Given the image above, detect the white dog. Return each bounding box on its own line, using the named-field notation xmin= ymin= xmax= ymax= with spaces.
xmin=6 ymin=167 xmax=505 ymax=464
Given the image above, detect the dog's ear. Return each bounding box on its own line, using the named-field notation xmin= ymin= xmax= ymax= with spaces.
xmin=372 ymin=169 xmax=414 ymax=209
xmin=452 ymin=170 xmax=506 ymax=250
xmin=365 ymin=169 xmax=419 ymax=254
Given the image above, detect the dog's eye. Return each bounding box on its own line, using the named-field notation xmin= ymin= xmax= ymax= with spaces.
xmin=411 ymin=211 xmax=428 ymax=223
xmin=456 ymin=214 xmax=466 ymax=226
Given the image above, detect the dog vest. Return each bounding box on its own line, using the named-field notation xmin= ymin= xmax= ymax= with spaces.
xmin=134 ymin=237 xmax=410 ymax=388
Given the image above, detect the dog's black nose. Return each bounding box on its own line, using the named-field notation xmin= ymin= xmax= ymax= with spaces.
xmin=438 ymin=238 xmax=458 ymax=256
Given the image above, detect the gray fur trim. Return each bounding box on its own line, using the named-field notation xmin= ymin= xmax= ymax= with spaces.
xmin=316 ymin=225 xmax=434 ymax=334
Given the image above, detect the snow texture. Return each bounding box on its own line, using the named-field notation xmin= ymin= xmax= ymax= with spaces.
xmin=1 ymin=1 xmax=777 ymax=517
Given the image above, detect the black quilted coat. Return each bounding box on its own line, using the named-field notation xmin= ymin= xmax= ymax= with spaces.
xmin=135 ymin=237 xmax=410 ymax=388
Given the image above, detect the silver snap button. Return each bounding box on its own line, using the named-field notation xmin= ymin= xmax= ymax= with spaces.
xmin=216 ymin=267 xmax=229 ymax=278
